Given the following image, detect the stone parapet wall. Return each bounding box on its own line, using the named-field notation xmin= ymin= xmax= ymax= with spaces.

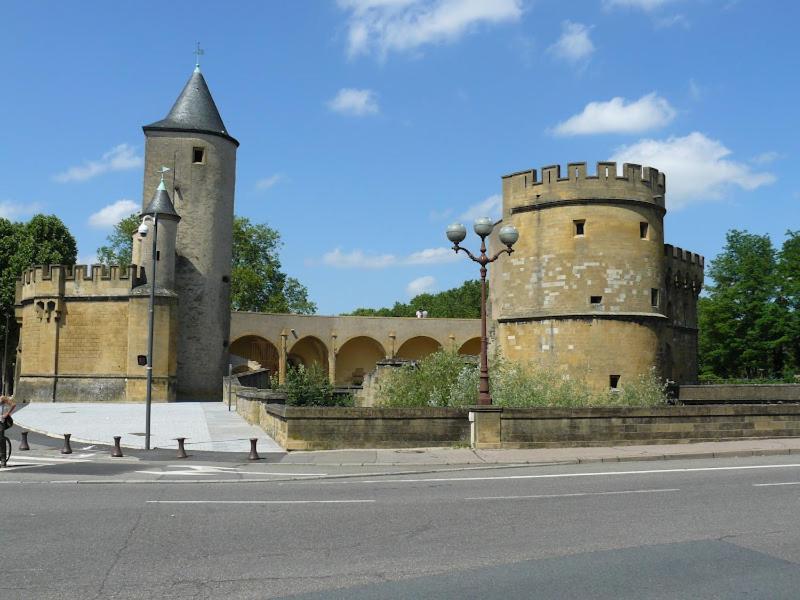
xmin=239 ymin=400 xmax=800 ymax=451
xmin=680 ymin=385 xmax=800 ymax=404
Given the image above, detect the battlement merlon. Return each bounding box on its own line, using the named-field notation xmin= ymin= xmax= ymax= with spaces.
xmin=17 ymin=264 xmax=138 ymax=301
xmin=663 ymin=244 xmax=705 ymax=292
xmin=502 ymin=162 xmax=667 ymax=215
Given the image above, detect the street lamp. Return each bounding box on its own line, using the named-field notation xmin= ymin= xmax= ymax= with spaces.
xmin=140 ymin=169 xmax=180 ymax=450
xmin=446 ymin=218 xmax=518 ymax=405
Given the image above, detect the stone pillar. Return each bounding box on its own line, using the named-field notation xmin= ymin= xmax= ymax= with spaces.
xmin=469 ymin=407 xmax=503 ymax=449
xmin=448 ymin=334 xmax=456 ymax=351
xmin=328 ymin=333 xmax=337 ymax=385
xmin=388 ymin=332 xmax=396 ymax=358
xmin=279 ymin=331 xmax=288 ymax=385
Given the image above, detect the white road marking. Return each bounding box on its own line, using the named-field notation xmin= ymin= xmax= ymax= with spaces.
xmin=465 ymin=488 xmax=680 ymax=501
xmin=326 ymin=463 xmax=800 ymax=485
xmin=753 ymin=482 xmax=800 ymax=487
xmin=146 ymin=499 xmax=375 ymax=505
xmin=135 ymin=465 xmax=327 ymax=477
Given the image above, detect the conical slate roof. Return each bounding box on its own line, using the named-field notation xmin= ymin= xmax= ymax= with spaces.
xmin=142 ymin=180 xmax=180 ymax=220
xmin=143 ymin=67 xmax=238 ymax=146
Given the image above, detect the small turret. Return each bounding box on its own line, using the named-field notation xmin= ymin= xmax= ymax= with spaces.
xmin=133 ymin=177 xmax=180 ymax=293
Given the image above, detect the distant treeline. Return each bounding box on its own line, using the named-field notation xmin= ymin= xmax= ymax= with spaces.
xmin=346 ymin=280 xmax=481 ymax=319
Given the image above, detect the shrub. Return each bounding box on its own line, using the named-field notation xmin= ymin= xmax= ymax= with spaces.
xmin=276 ymin=364 xmax=353 ymax=407
xmin=378 ymin=351 xmax=478 ymax=407
xmin=377 ymin=350 xmax=668 ymax=408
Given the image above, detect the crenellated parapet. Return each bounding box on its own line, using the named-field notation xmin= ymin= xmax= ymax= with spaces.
xmin=502 ymin=162 xmax=666 ymax=216
xmin=663 ymin=244 xmax=704 ymax=295
xmin=17 ymin=264 xmax=139 ymax=302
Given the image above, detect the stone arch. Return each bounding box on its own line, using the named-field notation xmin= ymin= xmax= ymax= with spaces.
xmin=288 ymin=336 xmax=329 ymax=375
xmin=396 ymin=336 xmax=442 ymax=360
xmin=229 ymin=335 xmax=279 ymax=376
xmin=335 ymin=336 xmax=386 ymax=387
xmin=458 ymin=337 xmax=482 ymax=356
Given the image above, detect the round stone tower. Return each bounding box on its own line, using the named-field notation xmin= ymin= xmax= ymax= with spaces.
xmin=489 ymin=162 xmax=671 ymax=390
xmin=141 ymin=66 xmax=238 ymax=400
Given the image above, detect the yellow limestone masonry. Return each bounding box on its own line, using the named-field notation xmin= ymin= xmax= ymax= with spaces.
xmin=489 ymin=161 xmax=704 ymax=390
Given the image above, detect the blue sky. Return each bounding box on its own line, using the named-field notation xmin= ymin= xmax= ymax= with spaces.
xmin=1 ymin=0 xmax=797 ymax=314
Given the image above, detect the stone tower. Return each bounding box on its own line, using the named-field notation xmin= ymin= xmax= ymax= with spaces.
xmin=489 ymin=162 xmax=703 ymax=390
xmin=142 ymin=66 xmax=238 ymax=400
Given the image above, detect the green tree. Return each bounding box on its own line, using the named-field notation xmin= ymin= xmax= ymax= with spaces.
xmin=231 ymin=216 xmax=316 ymax=314
xmin=698 ymin=230 xmax=785 ymax=378
xmin=348 ymin=280 xmax=481 ymax=318
xmin=97 ymin=214 xmax=317 ymax=314
xmin=777 ymin=230 xmax=800 ymax=375
xmin=97 ymin=213 xmax=140 ymax=268
xmin=0 ymin=214 xmax=77 ymax=386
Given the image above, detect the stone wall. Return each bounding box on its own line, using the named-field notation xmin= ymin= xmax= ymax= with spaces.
xmin=15 ymin=264 xmax=178 ymax=402
xmin=489 ymin=161 xmax=703 ymax=390
xmin=235 ymin=391 xmax=469 ymax=450
xmin=238 ymin=397 xmax=800 ymax=451
xmin=680 ymin=384 xmax=800 ymax=404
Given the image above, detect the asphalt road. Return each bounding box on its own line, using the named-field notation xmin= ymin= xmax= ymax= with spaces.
xmin=3 ymin=441 xmax=800 ymax=599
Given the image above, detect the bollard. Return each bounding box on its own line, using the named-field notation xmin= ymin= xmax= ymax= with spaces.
xmin=61 ymin=433 xmax=73 ymax=455
xmin=19 ymin=431 xmax=30 ymax=451
xmin=111 ymin=436 xmax=123 ymax=458
xmin=176 ymin=437 xmax=188 ymax=459
xmin=248 ymin=438 xmax=260 ymax=461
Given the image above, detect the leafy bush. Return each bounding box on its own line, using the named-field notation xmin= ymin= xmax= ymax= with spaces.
xmin=377 ymin=351 xmax=668 ymax=408
xmin=275 ymin=364 xmax=353 ymax=407
xmin=378 ymin=351 xmax=478 ymax=407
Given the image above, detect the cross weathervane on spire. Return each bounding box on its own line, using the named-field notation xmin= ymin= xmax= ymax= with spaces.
xmin=194 ymin=42 xmax=204 ymax=70
xmin=157 ymin=166 xmax=171 ymax=188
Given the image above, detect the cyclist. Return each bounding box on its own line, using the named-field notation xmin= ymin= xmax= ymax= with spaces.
xmin=0 ymin=394 xmax=16 ymax=468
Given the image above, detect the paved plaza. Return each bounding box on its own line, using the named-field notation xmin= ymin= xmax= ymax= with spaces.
xmin=11 ymin=401 xmax=284 ymax=454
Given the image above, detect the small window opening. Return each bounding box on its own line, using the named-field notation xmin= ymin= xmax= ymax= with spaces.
xmin=574 ymin=219 xmax=586 ymax=236
xmin=192 ymin=147 xmax=205 ymax=164
xmin=590 ymin=295 xmax=603 ymax=305
xmin=610 ymin=374 xmax=620 ymax=389
xmin=574 ymin=167 xmax=579 ymax=179
xmin=640 ymin=222 xmax=649 ymax=239
xmin=156 ymin=250 xmax=160 ymax=261
xmin=651 ymin=288 xmax=659 ymax=307
xmin=605 ymin=166 xmax=609 ymax=177
xmin=222 ymin=275 xmax=230 ymax=283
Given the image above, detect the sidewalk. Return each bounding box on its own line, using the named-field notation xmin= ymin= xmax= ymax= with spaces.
xmin=278 ymin=437 xmax=800 ymax=466
xmin=12 ymin=401 xmax=285 ymax=454
xmin=12 ymin=401 xmax=800 ymax=466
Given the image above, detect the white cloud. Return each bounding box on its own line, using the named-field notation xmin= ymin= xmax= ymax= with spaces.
xmin=405 ymin=247 xmax=459 ymax=265
xmin=77 ymin=253 xmax=98 ymax=265
xmin=751 ymin=151 xmax=782 ymax=165
xmin=610 ymin=132 xmax=776 ymax=209
xmin=548 ymin=21 xmax=594 ymax=63
xmin=338 ymin=0 xmax=522 ymax=58
xmin=54 ymin=144 xmax=143 ymax=183
xmin=604 ymin=0 xmax=677 ymax=10
xmin=256 ymin=174 xmax=283 ymax=190
xmin=322 ymin=248 xmax=396 ymax=269
xmin=552 ymin=93 xmax=676 ymax=136
xmin=688 ymin=78 xmax=704 ymax=101
xmin=88 ymin=199 xmax=139 ymax=229
xmin=320 ymin=246 xmax=458 ymax=269
xmin=328 ymin=88 xmax=380 ymax=116
xmin=0 ymin=200 xmax=41 ymax=221
xmin=407 ymin=275 xmax=436 ymax=296
xmin=459 ymin=194 xmax=502 ymax=221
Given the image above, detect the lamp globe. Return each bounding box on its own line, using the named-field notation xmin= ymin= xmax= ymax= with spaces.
xmin=446 ymin=222 xmax=467 ymax=244
xmin=498 ymin=225 xmax=519 ymax=247
xmin=473 ymin=217 xmax=494 ymax=238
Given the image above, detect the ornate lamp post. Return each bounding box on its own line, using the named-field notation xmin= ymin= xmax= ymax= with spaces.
xmin=446 ymin=218 xmax=519 ymax=405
